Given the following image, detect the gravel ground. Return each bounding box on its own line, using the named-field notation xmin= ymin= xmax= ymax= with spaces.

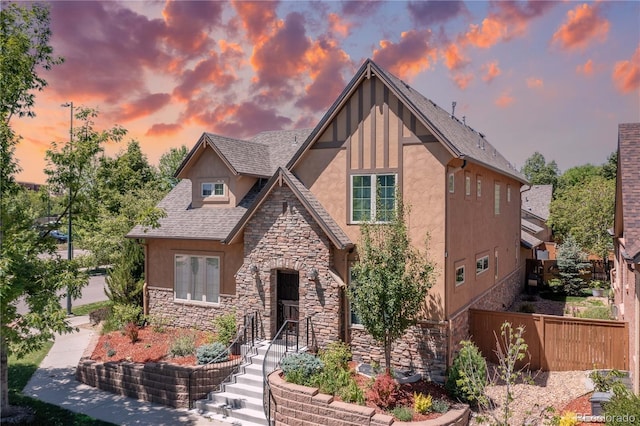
xmin=470 ymin=368 xmax=592 ymax=425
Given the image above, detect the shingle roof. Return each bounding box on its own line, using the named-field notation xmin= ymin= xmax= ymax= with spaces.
xmin=521 ymin=218 xmax=544 ymax=234
xmin=521 ymin=185 xmax=553 ymax=221
xmin=176 ymin=129 xmax=312 ymax=179
xmin=226 ymin=168 xmax=353 ymax=250
xmin=521 ymin=230 xmax=543 ymax=249
xmin=127 ymin=179 xmax=263 ymax=240
xmin=289 ymin=59 xmax=526 ymax=184
xmin=617 ymin=123 xmax=640 ymax=262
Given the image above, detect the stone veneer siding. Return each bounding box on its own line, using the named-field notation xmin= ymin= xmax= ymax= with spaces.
xmin=147 ymin=287 xmax=237 ymax=329
xmin=268 ymin=371 xmax=470 ymax=426
xmin=449 ymin=266 xmax=524 ymax=359
xmin=76 ymin=358 xmax=240 ymax=409
xmin=351 ymin=265 xmax=524 ymax=382
xmin=233 ymin=185 xmax=341 ymax=346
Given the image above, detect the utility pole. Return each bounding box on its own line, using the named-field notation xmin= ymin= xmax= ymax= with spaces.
xmin=61 ymin=101 xmax=73 ymax=315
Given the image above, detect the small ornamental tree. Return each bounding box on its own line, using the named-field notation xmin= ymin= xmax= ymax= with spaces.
xmin=555 ymin=235 xmax=591 ymax=296
xmin=349 ymin=197 xmax=436 ymax=374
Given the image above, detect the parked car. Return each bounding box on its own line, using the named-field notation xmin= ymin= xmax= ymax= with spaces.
xmin=49 ymin=230 xmax=68 ymax=243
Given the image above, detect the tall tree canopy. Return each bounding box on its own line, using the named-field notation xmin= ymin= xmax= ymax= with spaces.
xmin=158 ymin=145 xmax=189 ymax=191
xmin=0 ymin=3 xmax=83 ymax=417
xmin=349 ymin=199 xmax=436 ymax=374
xmin=521 ymin=152 xmax=559 ymax=188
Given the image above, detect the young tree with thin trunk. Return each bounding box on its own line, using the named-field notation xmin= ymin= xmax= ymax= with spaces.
xmin=349 ymin=197 xmax=436 ymax=374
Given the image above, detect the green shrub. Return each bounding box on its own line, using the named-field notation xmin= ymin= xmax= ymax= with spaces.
xmin=213 ymin=311 xmax=237 ymax=346
xmin=338 ymin=378 xmax=365 ymax=405
xmin=196 ymin=342 xmax=228 ymax=364
xmin=578 ymin=306 xmax=611 ymax=320
xmin=413 ymin=392 xmax=432 ymax=414
xmin=111 ymin=303 xmax=143 ymax=329
xmin=280 ymin=353 xmax=323 ymax=386
xmin=446 ymin=340 xmax=488 ymax=406
xmin=391 ymin=406 xmax=413 ymax=421
xmin=168 ymin=333 xmax=196 ymax=358
xmin=124 ymin=322 xmax=139 ymax=343
xmin=104 ymin=240 xmax=144 ymax=305
xmin=318 ymin=341 xmax=351 ymax=370
xmin=148 ymin=315 xmax=170 ymax=333
xmin=588 ymin=369 xmax=625 ymax=393
xmin=603 ymin=390 xmax=640 ymax=425
xmin=367 ymin=373 xmax=400 ymax=409
xmin=431 ymin=398 xmax=450 ymax=413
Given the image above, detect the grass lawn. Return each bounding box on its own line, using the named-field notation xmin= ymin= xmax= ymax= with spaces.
xmin=71 ymin=300 xmax=111 ymax=316
xmin=7 ymin=320 xmax=116 ymax=425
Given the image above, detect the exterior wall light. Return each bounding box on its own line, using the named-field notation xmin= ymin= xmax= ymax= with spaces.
xmin=249 ymin=264 xmax=259 ymax=276
xmin=307 ymin=267 xmax=319 ymax=280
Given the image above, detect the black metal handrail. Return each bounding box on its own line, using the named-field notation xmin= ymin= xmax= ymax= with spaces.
xmin=188 ymin=311 xmax=262 ymax=408
xmin=262 ymin=316 xmax=316 ymax=425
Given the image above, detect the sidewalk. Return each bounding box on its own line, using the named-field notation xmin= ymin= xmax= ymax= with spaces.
xmin=22 ymin=315 xmax=232 ymax=426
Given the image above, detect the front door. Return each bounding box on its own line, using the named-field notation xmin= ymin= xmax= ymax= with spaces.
xmin=276 ymin=270 xmax=299 ymax=333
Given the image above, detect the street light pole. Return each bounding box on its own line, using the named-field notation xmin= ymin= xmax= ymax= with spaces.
xmin=61 ymin=101 xmax=73 ymax=315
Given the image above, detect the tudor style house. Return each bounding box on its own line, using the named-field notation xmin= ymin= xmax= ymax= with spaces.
xmin=612 ymin=122 xmax=640 ymax=394
xmin=129 ymin=60 xmax=527 ymax=379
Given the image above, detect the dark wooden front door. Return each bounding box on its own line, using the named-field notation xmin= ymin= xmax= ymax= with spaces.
xmin=276 ymin=271 xmax=299 ymax=333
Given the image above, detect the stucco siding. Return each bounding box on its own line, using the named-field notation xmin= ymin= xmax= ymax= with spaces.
xmin=145 ymin=238 xmax=243 ymax=296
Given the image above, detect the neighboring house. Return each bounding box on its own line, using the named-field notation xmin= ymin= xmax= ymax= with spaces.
xmin=521 ymin=184 xmax=554 ymax=259
xmin=612 ymin=122 xmax=640 ymax=394
xmin=128 ymin=60 xmax=527 ymax=380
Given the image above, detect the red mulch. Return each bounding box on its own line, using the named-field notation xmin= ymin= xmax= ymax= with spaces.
xmin=332 ymin=363 xmax=456 ymax=422
xmin=562 ymin=392 xmax=600 ymax=426
xmin=91 ymin=326 xmax=213 ymax=365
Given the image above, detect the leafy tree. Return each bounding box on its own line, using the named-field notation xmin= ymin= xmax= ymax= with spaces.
xmin=0 ymin=3 xmax=86 ymax=417
xmin=556 ymin=164 xmax=601 ymax=191
xmin=349 ymin=198 xmax=436 ymax=374
xmin=158 ymin=145 xmax=189 ymax=190
xmin=104 ymin=239 xmax=145 ymax=306
xmin=600 ymin=151 xmax=617 ymax=181
xmin=548 ymin=175 xmax=614 ymax=262
xmin=521 ymin=152 xmax=559 ymax=188
xmin=553 ymin=236 xmax=592 ymax=295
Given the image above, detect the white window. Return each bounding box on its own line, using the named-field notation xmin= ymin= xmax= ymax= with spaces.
xmin=494 ymin=249 xmax=499 ymax=280
xmin=455 ymin=265 xmax=465 ymax=286
xmin=351 ymin=174 xmax=396 ymax=223
xmin=477 ymin=176 xmax=482 ymax=198
xmin=494 ymin=183 xmax=501 ymax=215
xmin=202 ymin=182 xmax=224 ymax=197
xmin=175 ymin=255 xmax=220 ymax=303
xmin=348 ymin=267 xmax=362 ymax=326
xmin=448 ymin=173 xmax=455 ymax=193
xmin=465 ymin=175 xmax=471 ymax=197
xmin=476 ymin=255 xmax=489 ymax=275
xmin=507 ymin=185 xmax=512 ymax=203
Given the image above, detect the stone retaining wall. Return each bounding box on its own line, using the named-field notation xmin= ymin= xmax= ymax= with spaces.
xmin=76 ymin=358 xmax=240 ymax=408
xmin=268 ymin=371 xmax=470 ymax=426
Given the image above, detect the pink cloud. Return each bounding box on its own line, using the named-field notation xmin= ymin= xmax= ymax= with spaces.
xmin=173 ymin=55 xmax=237 ymax=101
xmin=341 ymin=1 xmax=383 ymax=17
xmin=612 ymin=46 xmax=640 ymax=94
xmin=213 ymin=102 xmax=293 ymax=137
xmin=526 ymin=77 xmax=543 ymax=89
xmin=328 ymin=13 xmax=351 ymax=38
xmin=373 ymin=30 xmax=437 ymax=80
xmin=146 ymin=123 xmax=183 ymax=137
xmin=552 ymin=3 xmax=609 ymax=51
xmin=251 ymin=12 xmax=311 ymax=94
xmin=231 ymin=0 xmax=279 ymax=44
xmin=576 ymin=59 xmax=595 ymax=76
xmin=117 ymin=93 xmax=172 ymax=122
xmin=495 ymin=90 xmax=515 ymax=107
xmin=161 ymin=0 xmax=223 ymax=56
xmin=295 ymin=37 xmax=353 ymax=112
xmin=442 ymin=43 xmax=470 ymax=71
xmin=452 ymin=73 xmax=473 ymax=90
xmin=481 ymin=61 xmax=501 ymax=83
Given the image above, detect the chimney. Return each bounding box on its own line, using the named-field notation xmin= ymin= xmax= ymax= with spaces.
xmin=451 ymin=101 xmax=456 ymax=118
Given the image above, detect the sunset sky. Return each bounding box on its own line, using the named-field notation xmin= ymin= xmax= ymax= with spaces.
xmin=13 ymin=0 xmax=640 ymax=184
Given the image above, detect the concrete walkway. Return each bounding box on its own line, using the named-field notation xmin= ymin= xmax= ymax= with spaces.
xmin=22 ymin=315 xmax=235 ymax=426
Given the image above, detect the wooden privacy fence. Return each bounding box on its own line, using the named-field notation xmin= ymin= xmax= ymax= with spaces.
xmin=469 ymin=309 xmax=628 ymax=371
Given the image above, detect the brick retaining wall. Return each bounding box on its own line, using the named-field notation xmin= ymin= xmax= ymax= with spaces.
xmin=76 ymin=358 xmax=240 ymax=408
xmin=268 ymin=371 xmax=470 ymax=425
